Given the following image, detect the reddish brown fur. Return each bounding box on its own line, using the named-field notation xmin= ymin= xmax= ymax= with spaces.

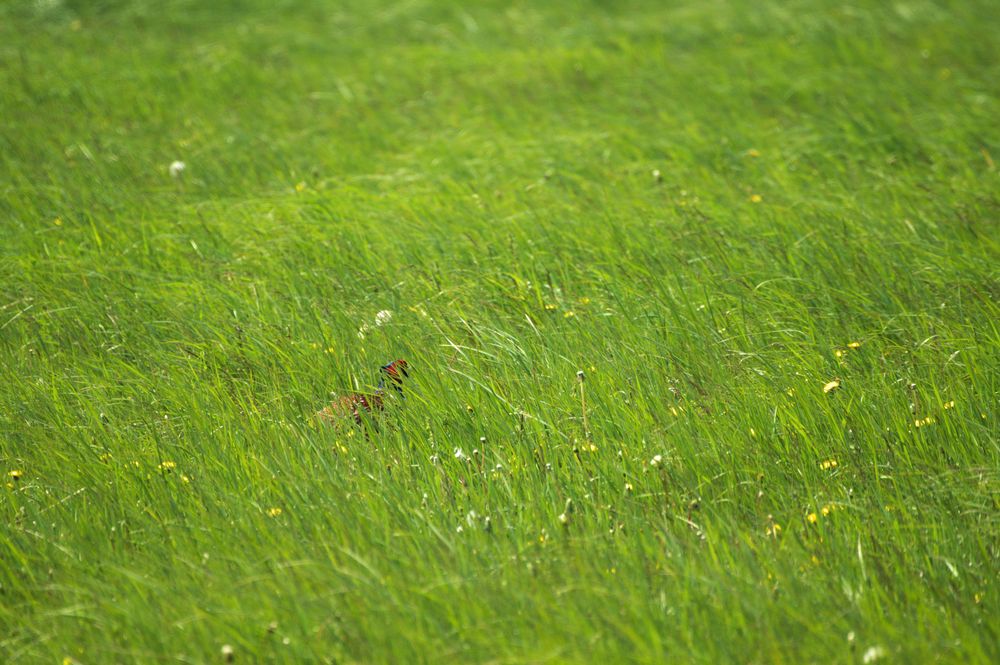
xmin=315 ymin=359 xmax=407 ymax=429
xmin=316 ymin=391 xmax=384 ymax=425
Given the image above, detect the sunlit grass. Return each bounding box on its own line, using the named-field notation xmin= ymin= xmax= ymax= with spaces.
xmin=1 ymin=0 xmax=998 ymax=662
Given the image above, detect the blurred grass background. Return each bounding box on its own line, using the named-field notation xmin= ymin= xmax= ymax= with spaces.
xmin=1 ymin=0 xmax=998 ymax=662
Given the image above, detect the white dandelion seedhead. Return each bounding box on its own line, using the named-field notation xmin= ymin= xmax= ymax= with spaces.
xmin=862 ymin=646 xmax=887 ymax=664
xmin=169 ymin=160 xmax=186 ymax=178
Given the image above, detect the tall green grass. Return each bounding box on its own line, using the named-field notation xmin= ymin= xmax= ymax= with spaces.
xmin=1 ymin=0 xmax=998 ymax=662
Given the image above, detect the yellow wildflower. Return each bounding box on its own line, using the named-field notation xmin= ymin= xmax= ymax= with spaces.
xmin=747 ymin=149 xmax=761 ymax=158
xmin=749 ymin=194 xmax=763 ymax=203
xmin=563 ymin=310 xmax=575 ymax=318
xmin=267 ymin=507 xmax=283 ymax=517
xmin=823 ymin=379 xmax=841 ymax=394
xmin=766 ymin=523 xmax=782 ymax=538
xmin=820 ymin=504 xmax=835 ymax=516
xmin=807 ymin=512 xmax=818 ymax=524
xmin=847 ymin=341 xmax=861 ymax=349
xmin=54 ymin=217 xmax=63 ymax=226
xmin=544 ymin=303 xmax=557 ymax=311
xmin=820 ymin=459 xmax=838 ymax=470
xmin=9 ymin=470 xmax=23 ymax=481
xmin=295 ymin=182 xmax=307 ymax=192
xmin=943 ymin=400 xmax=955 ymax=410
xmin=157 ymin=461 xmax=176 ymax=472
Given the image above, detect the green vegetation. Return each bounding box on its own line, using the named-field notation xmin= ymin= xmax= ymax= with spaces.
xmin=2 ymin=0 xmax=998 ymax=662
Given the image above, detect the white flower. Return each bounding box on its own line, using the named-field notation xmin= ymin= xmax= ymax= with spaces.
xmin=863 ymin=646 xmax=887 ymax=663
xmin=650 ymin=454 xmax=663 ymax=467
xmin=374 ymin=310 xmax=393 ymax=326
xmin=454 ymin=448 xmax=468 ymax=461
xmin=356 ymin=322 xmax=369 ymax=340
xmin=169 ymin=160 xmax=186 ymax=178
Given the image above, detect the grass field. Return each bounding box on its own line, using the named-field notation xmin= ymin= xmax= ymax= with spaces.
xmin=2 ymin=0 xmax=999 ymax=662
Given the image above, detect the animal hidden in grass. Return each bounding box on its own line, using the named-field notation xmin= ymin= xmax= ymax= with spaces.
xmin=315 ymin=359 xmax=409 ymax=430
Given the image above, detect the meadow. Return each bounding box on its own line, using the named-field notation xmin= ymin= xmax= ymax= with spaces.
xmin=1 ymin=0 xmax=998 ymax=662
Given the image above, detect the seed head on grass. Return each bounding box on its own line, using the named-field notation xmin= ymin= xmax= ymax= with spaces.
xmin=558 ymin=498 xmax=574 ymax=527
